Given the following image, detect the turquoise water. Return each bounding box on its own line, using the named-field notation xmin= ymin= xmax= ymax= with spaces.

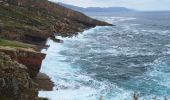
xmin=39 ymin=12 xmax=170 ymax=100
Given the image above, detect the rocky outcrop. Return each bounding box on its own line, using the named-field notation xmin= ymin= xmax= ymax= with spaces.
xmin=0 ymin=0 xmax=112 ymax=44
xmin=0 ymin=46 xmax=46 ymax=78
xmin=34 ymin=73 xmax=54 ymax=91
xmin=0 ymin=52 xmax=38 ymax=100
xmin=0 ymin=0 xmax=112 ymax=99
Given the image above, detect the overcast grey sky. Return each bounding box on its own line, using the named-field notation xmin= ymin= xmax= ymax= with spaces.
xmin=49 ymin=0 xmax=170 ymax=11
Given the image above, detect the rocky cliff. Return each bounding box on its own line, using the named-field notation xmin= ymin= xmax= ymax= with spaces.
xmin=0 ymin=0 xmax=112 ymax=44
xmin=0 ymin=0 xmax=112 ymax=99
xmin=0 ymin=46 xmax=46 ymax=78
xmin=0 ymin=52 xmax=38 ymax=100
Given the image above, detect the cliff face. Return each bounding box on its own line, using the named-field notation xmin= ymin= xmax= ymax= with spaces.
xmin=0 ymin=47 xmax=46 ymax=78
xmin=0 ymin=0 xmax=112 ymax=44
xmin=0 ymin=0 xmax=112 ymax=99
xmin=0 ymin=52 xmax=38 ymax=100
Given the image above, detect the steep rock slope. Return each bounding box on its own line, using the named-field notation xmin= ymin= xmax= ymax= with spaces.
xmin=0 ymin=46 xmax=46 ymax=78
xmin=0 ymin=52 xmax=38 ymax=100
xmin=0 ymin=0 xmax=112 ymax=44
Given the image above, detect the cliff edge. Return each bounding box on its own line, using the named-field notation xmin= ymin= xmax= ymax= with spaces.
xmin=0 ymin=0 xmax=112 ymax=44
xmin=0 ymin=0 xmax=112 ymax=99
xmin=0 ymin=52 xmax=38 ymax=100
xmin=0 ymin=46 xmax=46 ymax=78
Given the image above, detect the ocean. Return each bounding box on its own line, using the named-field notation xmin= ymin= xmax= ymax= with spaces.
xmin=39 ymin=12 xmax=170 ymax=100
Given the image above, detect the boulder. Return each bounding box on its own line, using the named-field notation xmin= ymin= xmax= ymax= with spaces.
xmin=34 ymin=72 xmax=54 ymax=91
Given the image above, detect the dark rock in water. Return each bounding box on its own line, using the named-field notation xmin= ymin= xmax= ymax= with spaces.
xmin=43 ymin=45 xmax=50 ymax=50
xmin=53 ymin=38 xmax=64 ymax=43
xmin=34 ymin=72 xmax=54 ymax=91
xmin=0 ymin=46 xmax=46 ymax=78
xmin=0 ymin=52 xmax=38 ymax=100
xmin=50 ymin=37 xmax=64 ymax=43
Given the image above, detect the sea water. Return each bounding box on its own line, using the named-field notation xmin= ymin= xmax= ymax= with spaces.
xmin=39 ymin=12 xmax=170 ymax=100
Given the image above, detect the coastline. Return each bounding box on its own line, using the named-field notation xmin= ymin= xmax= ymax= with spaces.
xmin=0 ymin=0 xmax=112 ymax=99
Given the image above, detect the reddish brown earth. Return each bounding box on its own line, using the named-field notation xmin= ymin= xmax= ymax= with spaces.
xmin=0 ymin=52 xmax=39 ymax=100
xmin=0 ymin=47 xmax=46 ymax=78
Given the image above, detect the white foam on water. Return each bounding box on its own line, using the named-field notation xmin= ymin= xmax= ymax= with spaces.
xmin=140 ymin=29 xmax=170 ymax=36
xmin=39 ymin=16 xmax=170 ymax=100
xmin=93 ymin=16 xmax=136 ymax=23
xmin=39 ymin=39 xmax=101 ymax=100
xmin=39 ymin=87 xmax=98 ymax=100
xmin=39 ymin=27 xmax=135 ymax=100
xmin=143 ymin=57 xmax=170 ymax=98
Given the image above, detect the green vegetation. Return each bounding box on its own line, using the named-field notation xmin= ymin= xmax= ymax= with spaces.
xmin=0 ymin=96 xmax=10 ymax=100
xmin=0 ymin=2 xmax=60 ymax=42
xmin=0 ymin=3 xmax=59 ymax=31
xmin=0 ymin=38 xmax=35 ymax=49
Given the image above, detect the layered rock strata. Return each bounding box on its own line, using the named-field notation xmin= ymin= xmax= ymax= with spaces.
xmin=0 ymin=46 xmax=46 ymax=78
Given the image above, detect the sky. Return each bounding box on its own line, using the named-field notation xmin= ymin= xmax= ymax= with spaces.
xmin=49 ymin=0 xmax=170 ymax=11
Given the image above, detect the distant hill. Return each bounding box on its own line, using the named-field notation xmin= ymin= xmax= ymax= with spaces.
xmin=58 ymin=2 xmax=135 ymax=13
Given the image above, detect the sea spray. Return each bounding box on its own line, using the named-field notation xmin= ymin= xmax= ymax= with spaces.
xmin=39 ymin=12 xmax=170 ymax=100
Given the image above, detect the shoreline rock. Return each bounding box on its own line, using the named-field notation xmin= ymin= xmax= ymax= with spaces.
xmin=0 ymin=52 xmax=38 ymax=100
xmin=0 ymin=0 xmax=113 ymax=99
xmin=0 ymin=46 xmax=46 ymax=78
xmin=34 ymin=73 xmax=54 ymax=91
xmin=0 ymin=47 xmax=54 ymax=99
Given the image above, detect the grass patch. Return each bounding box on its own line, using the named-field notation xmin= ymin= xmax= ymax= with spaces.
xmin=0 ymin=96 xmax=10 ymax=100
xmin=0 ymin=38 xmax=35 ymax=49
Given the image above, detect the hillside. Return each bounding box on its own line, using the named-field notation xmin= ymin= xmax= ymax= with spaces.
xmin=0 ymin=0 xmax=111 ymax=45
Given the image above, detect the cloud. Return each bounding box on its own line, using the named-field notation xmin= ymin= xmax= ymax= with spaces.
xmin=49 ymin=0 xmax=170 ymax=10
